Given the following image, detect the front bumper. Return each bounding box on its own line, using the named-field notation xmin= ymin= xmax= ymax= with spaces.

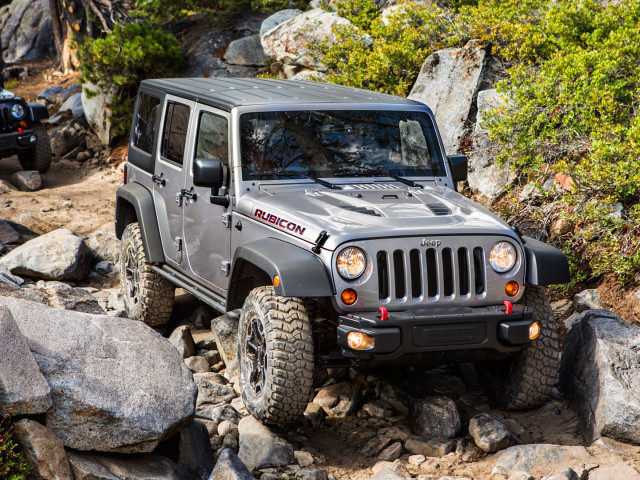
xmin=0 ymin=129 xmax=36 ymax=154
xmin=337 ymin=304 xmax=534 ymax=361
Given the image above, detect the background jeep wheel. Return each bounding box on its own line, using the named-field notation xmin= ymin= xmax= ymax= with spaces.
xmin=120 ymin=222 xmax=174 ymax=326
xmin=474 ymin=285 xmax=560 ymax=409
xmin=18 ymin=123 xmax=52 ymax=173
xmin=238 ymin=286 xmax=314 ymax=426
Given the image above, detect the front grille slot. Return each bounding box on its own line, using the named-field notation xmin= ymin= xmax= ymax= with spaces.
xmin=375 ymin=244 xmax=487 ymax=303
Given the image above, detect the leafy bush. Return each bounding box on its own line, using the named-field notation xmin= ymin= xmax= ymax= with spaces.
xmin=0 ymin=413 xmax=31 ymax=480
xmin=78 ymin=21 xmax=183 ymax=138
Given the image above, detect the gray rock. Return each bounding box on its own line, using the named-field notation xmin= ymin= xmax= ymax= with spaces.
xmin=469 ymin=413 xmax=516 ymax=453
xmin=197 ymin=404 xmax=243 ymax=425
xmin=408 ymin=40 xmax=489 ymax=154
xmin=0 ymin=305 xmax=51 ymax=415
xmin=588 ymin=466 xmax=640 ymax=480
xmin=202 ymin=349 xmax=222 ymax=366
xmin=0 ymin=265 xmax=23 ymax=287
xmin=379 ymin=384 xmax=409 ymax=416
xmin=81 ymin=83 xmax=114 ymax=145
xmin=261 ymin=9 xmax=352 ymax=70
xmin=67 ymin=451 xmax=184 ymax=480
xmin=219 ymin=420 xmax=239 ymax=439
xmin=369 ymin=468 xmax=406 ymax=480
xmin=507 ymin=473 xmax=533 ymax=480
xmin=13 ymin=419 xmax=73 ymax=480
xmin=208 ymin=448 xmax=254 ymax=480
xmin=186 ymin=355 xmax=211 ymax=373
xmin=0 ymin=220 xmax=21 ymax=244
xmin=195 ymin=374 xmax=236 ymax=406
xmin=409 ymin=396 xmax=460 ymax=439
xmin=0 ymin=229 xmax=92 ymax=281
xmin=371 ymin=461 xmax=411 ymax=479
xmin=179 ymin=421 xmax=216 ymax=479
xmin=294 ymin=450 xmax=314 ymax=467
xmin=360 ymin=435 xmax=392 ymax=456
xmin=0 ymin=280 xmax=103 ymax=314
xmin=2 ymin=295 xmax=197 ymax=453
xmin=491 ymin=445 xmax=592 ymax=477
xmin=563 ymin=312 xmax=582 ymax=332
xmin=290 ymin=69 xmax=327 ymax=81
xmin=37 ymin=85 xmax=63 ymax=104
xmin=87 ymin=229 xmax=120 ymax=263
xmin=212 ymin=313 xmax=239 ymax=365
xmin=170 ymin=325 xmax=196 ymax=358
xmin=238 ymin=415 xmax=294 ymax=471
xmin=313 ymin=381 xmax=361 ymax=417
xmin=378 ymin=442 xmax=402 ymax=462
xmin=296 ymin=470 xmax=328 ymax=480
xmin=58 ymin=92 xmax=82 ymax=114
xmin=260 ymin=9 xmax=302 ymax=38
xmin=0 ymin=0 xmax=55 ymax=63
xmin=223 ymin=433 xmax=239 ymax=451
xmin=573 ymin=289 xmax=600 ymax=312
xmin=362 ymin=400 xmax=393 ymax=419
xmin=57 ymin=84 xmax=82 ymax=103
xmin=540 ymin=468 xmax=579 ymax=480
xmin=404 ymin=438 xmax=456 ymax=457
xmin=225 ymin=34 xmax=269 ymax=66
xmin=94 ymin=260 xmax=114 ymax=275
xmin=11 ymin=170 xmax=41 ymax=191
xmin=304 ymin=402 xmax=326 ymax=427
xmin=560 ymin=310 xmax=640 ymax=444
xmin=51 ymin=124 xmax=81 ymax=157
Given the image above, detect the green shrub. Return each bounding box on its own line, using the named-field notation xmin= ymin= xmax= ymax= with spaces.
xmin=0 ymin=413 xmax=31 ymax=480
xmin=78 ymin=21 xmax=183 ymax=139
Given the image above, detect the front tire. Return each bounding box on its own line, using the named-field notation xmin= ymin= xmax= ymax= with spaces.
xmin=238 ymin=286 xmax=314 ymax=426
xmin=120 ymin=222 xmax=174 ymax=326
xmin=475 ymin=285 xmax=560 ymax=409
xmin=18 ymin=123 xmax=52 ymax=173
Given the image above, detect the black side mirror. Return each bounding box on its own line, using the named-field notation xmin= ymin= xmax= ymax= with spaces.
xmin=447 ymin=155 xmax=468 ymax=183
xmin=193 ymin=157 xmax=229 ymax=207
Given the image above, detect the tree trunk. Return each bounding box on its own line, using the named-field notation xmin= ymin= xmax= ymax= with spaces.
xmin=48 ymin=0 xmax=65 ymax=67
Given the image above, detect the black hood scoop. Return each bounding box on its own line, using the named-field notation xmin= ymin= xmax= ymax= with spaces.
xmin=427 ymin=202 xmax=451 ymax=216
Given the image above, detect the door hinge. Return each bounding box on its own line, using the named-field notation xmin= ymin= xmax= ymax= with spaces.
xmin=174 ymin=237 xmax=183 ymax=251
xmin=221 ymin=261 xmax=231 ymax=277
xmin=222 ymin=213 xmax=232 ymax=228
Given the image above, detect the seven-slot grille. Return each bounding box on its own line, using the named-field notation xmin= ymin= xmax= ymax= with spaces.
xmin=376 ymin=246 xmax=486 ymax=303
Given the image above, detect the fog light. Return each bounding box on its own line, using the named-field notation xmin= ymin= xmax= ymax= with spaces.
xmin=273 ymin=275 xmax=280 ymax=287
xmin=529 ymin=321 xmax=541 ymax=340
xmin=341 ymin=288 xmax=357 ymax=305
xmin=347 ymin=331 xmax=375 ymax=350
xmin=505 ymin=281 xmax=519 ymax=297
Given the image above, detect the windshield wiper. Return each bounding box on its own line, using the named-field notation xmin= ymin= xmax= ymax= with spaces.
xmin=267 ymin=170 xmax=342 ymax=190
xmin=335 ymin=165 xmax=424 ymax=189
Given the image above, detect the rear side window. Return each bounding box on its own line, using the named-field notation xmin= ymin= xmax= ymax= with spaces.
xmin=133 ymin=93 xmax=160 ymax=154
xmin=161 ymin=102 xmax=190 ymax=165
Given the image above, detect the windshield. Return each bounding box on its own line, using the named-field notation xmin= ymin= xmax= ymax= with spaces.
xmin=240 ymin=110 xmax=446 ymax=181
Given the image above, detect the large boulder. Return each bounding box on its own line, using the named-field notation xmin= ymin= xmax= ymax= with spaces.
xmin=224 ymin=34 xmax=269 ymax=66
xmin=560 ymin=310 xmax=640 ymax=444
xmin=13 ymin=419 xmax=73 ymax=480
xmin=238 ymin=415 xmax=294 ymax=471
xmin=0 ymin=281 xmax=104 ymax=314
xmin=209 ymin=449 xmax=254 ymax=480
xmin=260 ymin=9 xmax=302 ymax=39
xmin=86 ymin=229 xmax=120 ymax=264
xmin=67 ymin=451 xmax=184 ymax=480
xmin=0 ymin=229 xmax=92 ymax=281
xmin=0 ymin=305 xmax=51 ymax=415
xmin=466 ymin=89 xmax=516 ymax=204
xmin=2 ymin=295 xmax=197 ymax=453
xmin=81 ymin=83 xmax=115 ymax=146
xmin=261 ymin=8 xmax=352 ymax=70
xmin=0 ymin=0 xmax=55 ymax=63
xmin=491 ymin=444 xmax=592 ymax=478
xmin=408 ymin=40 xmax=489 ymax=154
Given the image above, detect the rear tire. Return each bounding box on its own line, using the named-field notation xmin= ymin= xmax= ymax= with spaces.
xmin=238 ymin=286 xmax=314 ymax=426
xmin=475 ymin=285 xmax=560 ymax=409
xmin=120 ymin=222 xmax=174 ymax=326
xmin=18 ymin=123 xmax=52 ymax=173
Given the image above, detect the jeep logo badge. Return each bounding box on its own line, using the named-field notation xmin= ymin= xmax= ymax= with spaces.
xmin=421 ymin=239 xmax=441 ymax=247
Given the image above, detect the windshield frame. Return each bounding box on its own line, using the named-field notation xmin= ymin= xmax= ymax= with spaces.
xmin=230 ymin=103 xmax=453 ymax=197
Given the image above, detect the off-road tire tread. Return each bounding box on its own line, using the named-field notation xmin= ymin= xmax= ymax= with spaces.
xmin=239 ymin=286 xmax=314 ymax=426
xmin=18 ymin=123 xmax=52 ymax=173
xmin=120 ymin=223 xmax=174 ymax=326
xmin=476 ymin=285 xmax=560 ymax=409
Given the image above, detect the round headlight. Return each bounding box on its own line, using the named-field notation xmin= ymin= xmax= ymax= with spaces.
xmin=336 ymin=247 xmax=367 ymax=280
xmin=490 ymin=241 xmax=517 ymax=273
xmin=10 ymin=103 xmax=25 ymax=119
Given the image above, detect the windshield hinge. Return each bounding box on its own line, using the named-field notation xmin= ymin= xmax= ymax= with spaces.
xmin=312 ymin=230 xmax=329 ymax=254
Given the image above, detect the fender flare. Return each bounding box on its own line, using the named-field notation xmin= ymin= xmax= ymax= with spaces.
xmin=522 ymin=236 xmax=570 ymax=286
xmin=231 ymin=238 xmax=335 ymax=298
xmin=27 ymin=102 xmax=49 ymax=122
xmin=115 ymin=183 xmax=165 ymax=263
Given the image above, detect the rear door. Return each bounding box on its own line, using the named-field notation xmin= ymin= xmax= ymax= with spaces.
xmin=182 ymin=105 xmax=232 ymax=292
xmin=152 ymin=95 xmax=195 ymax=268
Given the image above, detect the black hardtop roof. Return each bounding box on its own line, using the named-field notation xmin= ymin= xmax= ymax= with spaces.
xmin=141 ymin=78 xmax=427 ymax=111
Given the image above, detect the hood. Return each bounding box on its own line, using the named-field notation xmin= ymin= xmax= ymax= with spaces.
xmin=236 ymin=182 xmax=518 ymax=251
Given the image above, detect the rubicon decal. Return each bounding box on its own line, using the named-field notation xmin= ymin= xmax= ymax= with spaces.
xmin=254 ymin=208 xmax=306 ymax=236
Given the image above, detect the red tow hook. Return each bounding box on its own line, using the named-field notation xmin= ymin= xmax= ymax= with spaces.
xmin=503 ymin=301 xmax=513 ymax=314
xmin=378 ymin=306 xmax=388 ymax=321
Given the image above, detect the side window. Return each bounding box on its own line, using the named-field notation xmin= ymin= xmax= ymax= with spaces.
xmin=161 ymin=102 xmax=191 ymax=166
xmin=195 ymin=112 xmax=228 ymax=166
xmin=133 ymin=93 xmax=160 ymax=154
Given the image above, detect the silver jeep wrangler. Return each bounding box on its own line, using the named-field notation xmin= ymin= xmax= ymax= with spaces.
xmin=115 ymin=78 xmax=570 ymax=426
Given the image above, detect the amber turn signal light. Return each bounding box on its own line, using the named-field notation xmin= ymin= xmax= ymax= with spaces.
xmin=273 ymin=275 xmax=280 ymax=287
xmin=347 ymin=331 xmax=375 ymax=350
xmin=341 ymin=288 xmax=357 ymax=305
xmin=505 ymin=281 xmax=519 ymax=297
xmin=529 ymin=321 xmax=541 ymax=340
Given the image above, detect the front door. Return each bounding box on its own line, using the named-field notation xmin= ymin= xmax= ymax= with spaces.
xmin=182 ymin=106 xmax=232 ymax=291
xmin=152 ymin=96 xmax=195 ymax=267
